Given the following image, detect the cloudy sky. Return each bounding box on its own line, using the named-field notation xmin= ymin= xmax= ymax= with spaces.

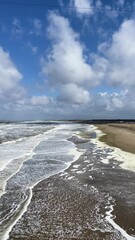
xmin=0 ymin=0 xmax=135 ymax=120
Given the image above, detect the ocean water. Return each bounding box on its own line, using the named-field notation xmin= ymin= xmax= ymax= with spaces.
xmin=0 ymin=122 xmax=135 ymax=240
xmin=0 ymin=122 xmax=84 ymax=239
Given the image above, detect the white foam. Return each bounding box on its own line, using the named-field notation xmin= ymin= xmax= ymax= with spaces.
xmin=1 ymin=187 xmax=33 ymax=240
xmin=91 ymin=186 xmax=98 ymax=191
xmin=102 ymin=158 xmax=109 ymax=164
xmin=0 ymin=128 xmax=53 ymax=172
xmin=0 ymin=154 xmax=31 ymax=198
xmin=89 ymin=175 xmax=93 ymax=179
xmin=68 ymin=148 xmax=83 ymax=162
xmin=0 ymin=127 xmax=57 ymax=198
xmin=84 ymin=160 xmax=89 ymax=163
xmin=105 ymin=204 xmax=135 ymax=240
xmin=59 ymin=172 xmax=67 ymax=177
xmin=0 ymin=123 xmax=86 ymax=240
xmin=112 ymin=149 xmax=135 ymax=172
xmin=67 ymin=176 xmax=74 ymax=180
xmin=73 ymin=164 xmax=80 ymax=168
xmin=76 ymin=170 xmax=84 ymax=174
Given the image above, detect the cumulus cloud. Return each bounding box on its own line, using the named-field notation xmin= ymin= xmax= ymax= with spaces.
xmin=42 ymin=12 xmax=95 ymax=86
xmin=0 ymin=46 xmax=54 ymax=120
xmin=69 ymin=0 xmax=93 ymax=16
xmin=0 ymin=48 xmax=53 ymax=120
xmin=41 ymin=12 xmax=105 ymax=106
xmin=93 ymin=89 xmax=135 ymax=117
xmin=18 ymin=95 xmax=51 ymax=107
xmin=40 ymin=11 xmax=135 ymax=116
xmin=94 ymin=91 xmax=125 ymax=112
xmin=58 ymin=83 xmax=90 ymax=104
xmin=1 ymin=12 xmax=135 ymax=120
xmin=0 ymin=47 xmax=25 ymax=102
xmin=103 ymin=19 xmax=135 ymax=88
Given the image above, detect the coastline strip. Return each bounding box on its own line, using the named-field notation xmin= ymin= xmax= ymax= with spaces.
xmin=95 ymin=124 xmax=135 ymax=154
xmin=91 ymin=125 xmax=135 ymax=172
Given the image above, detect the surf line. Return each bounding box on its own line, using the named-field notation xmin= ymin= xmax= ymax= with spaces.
xmin=1 ymin=187 xmax=33 ymax=240
xmin=0 ymin=125 xmax=59 ymax=199
xmin=105 ymin=204 xmax=135 ymax=240
xmin=1 ymin=130 xmax=84 ymax=239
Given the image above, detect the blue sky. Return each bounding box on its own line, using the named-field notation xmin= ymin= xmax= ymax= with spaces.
xmin=0 ymin=0 xmax=135 ymax=120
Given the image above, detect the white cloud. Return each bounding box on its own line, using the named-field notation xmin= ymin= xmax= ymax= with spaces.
xmin=27 ymin=42 xmax=38 ymax=54
xmin=70 ymin=0 xmax=93 ymax=16
xmin=117 ymin=0 xmax=125 ymax=7
xmin=41 ymin=12 xmax=103 ymax=105
xmin=11 ymin=18 xmax=23 ymax=38
xmin=0 ymin=47 xmax=25 ymax=102
xmin=91 ymin=54 xmax=107 ymax=82
xmin=28 ymin=96 xmax=51 ymax=106
xmin=96 ymin=19 xmax=135 ymax=89
xmin=105 ymin=19 xmax=135 ymax=87
xmin=96 ymin=0 xmax=102 ymax=8
xmin=95 ymin=91 xmax=124 ymax=112
xmin=30 ymin=18 xmax=42 ymax=36
xmin=105 ymin=5 xmax=118 ymax=19
xmin=59 ymin=83 xmax=90 ymax=104
xmin=1 ymin=13 xmax=135 ymax=120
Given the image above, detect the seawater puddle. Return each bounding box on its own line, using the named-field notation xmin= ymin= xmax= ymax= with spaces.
xmin=0 ymin=123 xmax=84 ymax=240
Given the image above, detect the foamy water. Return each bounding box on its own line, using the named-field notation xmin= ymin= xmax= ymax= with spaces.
xmin=0 ymin=123 xmax=135 ymax=240
xmin=90 ymin=125 xmax=135 ymax=240
xmin=0 ymin=122 xmax=84 ymax=240
xmin=106 ymin=204 xmax=135 ymax=240
xmin=0 ymin=126 xmax=55 ymax=197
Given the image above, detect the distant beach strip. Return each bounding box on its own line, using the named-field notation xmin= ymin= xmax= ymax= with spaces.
xmin=93 ymin=123 xmax=135 ymax=172
xmin=96 ymin=124 xmax=135 ymax=154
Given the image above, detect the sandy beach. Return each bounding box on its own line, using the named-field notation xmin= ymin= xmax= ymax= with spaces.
xmin=96 ymin=124 xmax=135 ymax=154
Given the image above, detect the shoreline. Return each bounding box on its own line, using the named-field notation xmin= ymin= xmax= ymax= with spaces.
xmin=95 ymin=124 xmax=135 ymax=154
xmin=8 ymin=133 xmax=135 ymax=239
xmin=1 ymin=124 xmax=135 ymax=240
xmin=0 ymin=125 xmax=84 ymax=240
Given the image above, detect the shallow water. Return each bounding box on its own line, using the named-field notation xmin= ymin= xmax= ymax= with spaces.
xmin=0 ymin=122 xmax=135 ymax=240
xmin=0 ymin=122 xmax=84 ymax=239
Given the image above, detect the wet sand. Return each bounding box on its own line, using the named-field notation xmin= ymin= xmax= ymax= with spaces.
xmin=96 ymin=124 xmax=135 ymax=154
xmin=8 ymin=136 xmax=135 ymax=240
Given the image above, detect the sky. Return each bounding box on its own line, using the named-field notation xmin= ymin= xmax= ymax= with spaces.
xmin=0 ymin=0 xmax=135 ymax=120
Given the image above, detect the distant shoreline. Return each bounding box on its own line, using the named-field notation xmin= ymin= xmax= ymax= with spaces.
xmin=0 ymin=119 xmax=135 ymax=124
xmin=95 ymin=123 xmax=135 ymax=154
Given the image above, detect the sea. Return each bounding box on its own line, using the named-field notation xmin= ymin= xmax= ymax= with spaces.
xmin=0 ymin=121 xmax=135 ymax=240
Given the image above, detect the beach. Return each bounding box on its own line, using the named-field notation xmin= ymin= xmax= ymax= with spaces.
xmin=0 ymin=122 xmax=135 ymax=240
xmin=96 ymin=124 xmax=135 ymax=154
